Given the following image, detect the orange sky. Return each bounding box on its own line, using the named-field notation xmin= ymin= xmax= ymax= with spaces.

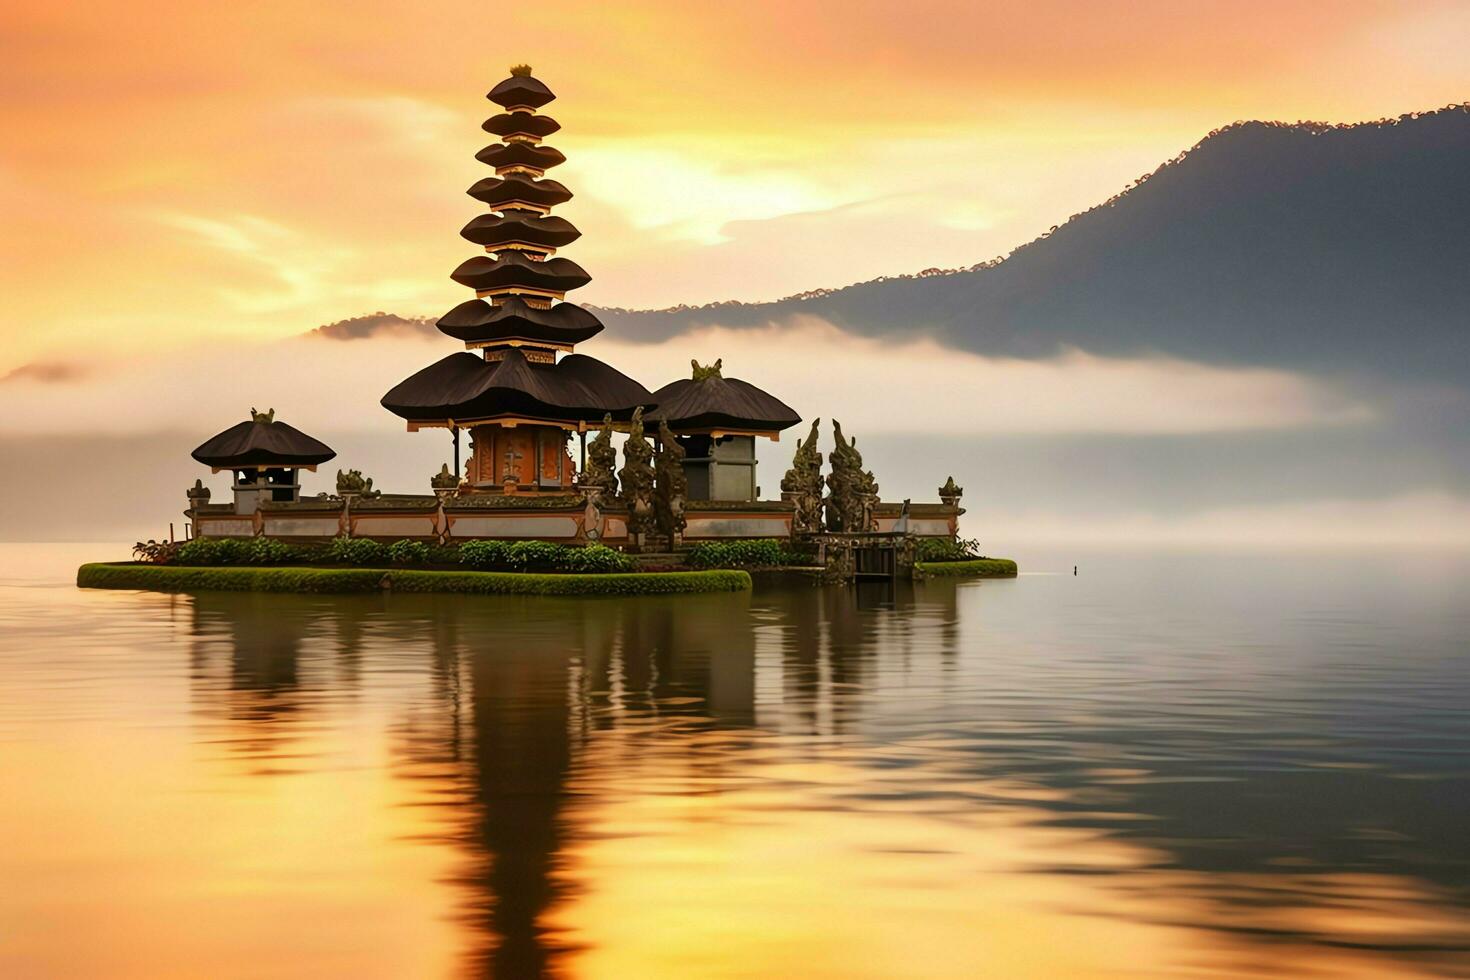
xmin=2 ymin=0 xmax=1467 ymax=371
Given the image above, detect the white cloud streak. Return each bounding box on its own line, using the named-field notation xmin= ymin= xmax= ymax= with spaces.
xmin=0 ymin=317 xmax=1372 ymax=438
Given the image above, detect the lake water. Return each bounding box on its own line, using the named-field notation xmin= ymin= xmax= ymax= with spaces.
xmin=2 ymin=543 xmax=1468 ymax=979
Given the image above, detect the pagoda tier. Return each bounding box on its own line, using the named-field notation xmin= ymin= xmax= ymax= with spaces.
xmin=382 ymin=349 xmax=652 ymax=426
xmin=451 ymin=253 xmax=591 ymax=296
xmin=487 ymin=72 xmax=555 ymax=110
xmin=483 ymin=111 xmax=560 ymax=141
xmin=468 ymin=173 xmax=572 ymax=211
xmin=437 ymin=298 xmax=603 ymax=348
xmin=475 ymin=142 xmax=566 ymax=173
xmin=461 ymin=212 xmax=581 ymax=251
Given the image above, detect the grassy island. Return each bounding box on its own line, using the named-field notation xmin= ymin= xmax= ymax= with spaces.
xmin=913 ymin=558 xmax=1019 ymax=578
xmin=77 ymin=563 xmax=752 ymax=597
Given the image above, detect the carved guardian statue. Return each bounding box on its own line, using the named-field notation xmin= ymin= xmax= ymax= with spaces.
xmin=654 ymin=420 xmax=688 ymax=544
xmin=618 ymin=407 xmax=657 ymax=548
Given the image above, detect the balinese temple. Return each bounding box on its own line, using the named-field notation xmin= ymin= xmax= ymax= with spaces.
xmin=648 ymin=359 xmax=800 ymax=500
xmin=381 ymin=66 xmax=654 ymax=492
xmin=183 ymin=67 xmax=967 ymax=556
xmin=191 ymin=409 xmax=335 ymax=513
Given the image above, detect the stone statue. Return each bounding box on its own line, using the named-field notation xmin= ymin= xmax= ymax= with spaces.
xmin=431 ymin=463 xmax=459 ymax=499
xmin=336 ymin=468 xmax=380 ymax=499
xmin=582 ymin=486 xmax=607 ymax=542
xmin=581 ymin=414 xmax=619 ymax=495
xmin=186 ymin=479 xmax=211 ymax=510
xmin=780 ymin=417 xmax=824 ymax=535
xmin=938 ymin=476 xmax=964 ymax=507
xmin=654 ymin=420 xmax=688 ymax=545
xmin=825 ymin=420 xmax=878 ymax=532
xmin=618 ymin=407 xmax=657 ymax=548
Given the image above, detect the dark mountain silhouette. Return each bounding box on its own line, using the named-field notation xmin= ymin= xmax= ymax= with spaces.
xmin=593 ymin=105 xmax=1470 ymax=384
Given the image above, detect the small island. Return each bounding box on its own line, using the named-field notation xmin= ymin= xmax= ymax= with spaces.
xmin=82 ymin=67 xmax=1014 ymax=596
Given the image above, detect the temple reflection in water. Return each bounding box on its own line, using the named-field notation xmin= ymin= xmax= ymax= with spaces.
xmin=182 ymin=575 xmax=1470 ymax=979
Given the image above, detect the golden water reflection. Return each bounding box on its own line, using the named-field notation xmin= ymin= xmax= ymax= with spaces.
xmin=3 ymin=546 xmax=1470 ymax=978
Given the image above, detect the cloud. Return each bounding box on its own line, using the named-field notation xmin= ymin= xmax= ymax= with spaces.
xmin=313 ymin=312 xmax=435 ymax=341
xmin=0 ymin=315 xmax=1373 ymax=439
xmin=593 ymin=317 xmax=1374 ymax=436
xmin=0 ymin=361 xmax=89 ymax=384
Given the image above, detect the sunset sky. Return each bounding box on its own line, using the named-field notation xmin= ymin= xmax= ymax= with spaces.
xmin=3 ymin=0 xmax=1468 ymax=370
xmin=3 ymin=1 xmax=1468 ymax=547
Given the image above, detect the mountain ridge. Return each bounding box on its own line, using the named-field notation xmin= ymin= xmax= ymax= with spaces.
xmin=311 ymin=104 xmax=1470 ymax=386
xmin=592 ymin=103 xmax=1470 ymax=384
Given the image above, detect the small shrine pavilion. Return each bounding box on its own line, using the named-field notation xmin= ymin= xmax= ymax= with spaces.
xmin=191 ymin=409 xmax=336 ymax=513
xmin=648 ymin=359 xmax=800 ymax=500
xmin=381 ymin=66 xmax=654 ymax=492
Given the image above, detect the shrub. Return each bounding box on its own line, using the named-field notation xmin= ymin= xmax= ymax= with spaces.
xmin=459 ymin=539 xmax=511 ymax=569
xmin=914 ymin=536 xmax=984 ymax=563
xmin=133 ymin=540 xmax=182 ymax=564
xmin=507 ymin=540 xmax=564 ymax=571
xmin=684 ymin=539 xmax=787 ymax=568
xmin=324 ymin=535 xmax=387 ymax=566
xmin=560 ymin=544 xmax=636 ymax=573
xmin=246 ymin=536 xmax=302 ymax=565
xmin=388 ymin=539 xmax=431 ymax=566
xmin=427 ymin=545 xmax=461 ymax=565
xmin=457 ymin=540 xmax=634 ymax=573
xmin=177 ymin=537 xmax=250 ymax=565
xmin=172 ymin=536 xmax=309 ymax=566
xmin=914 ymin=558 xmax=1017 ymax=578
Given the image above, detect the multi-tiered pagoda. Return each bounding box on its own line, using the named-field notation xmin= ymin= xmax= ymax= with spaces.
xmin=381 ymin=66 xmax=653 ymax=491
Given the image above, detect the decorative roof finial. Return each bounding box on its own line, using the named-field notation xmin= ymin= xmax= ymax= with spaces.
xmin=250 ymin=407 xmax=275 ymax=424
xmin=509 ymin=64 xmax=533 ymax=77
xmin=691 ymin=358 xmax=723 ymax=381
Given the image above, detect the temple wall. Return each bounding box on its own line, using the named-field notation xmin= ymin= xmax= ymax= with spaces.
xmin=447 ymin=515 xmax=580 ymax=539
xmin=684 ymin=513 xmax=793 ymax=539
xmin=197 ymin=517 xmax=255 ymax=537
xmin=873 ymin=517 xmax=956 ymax=537
xmin=351 ymin=514 xmax=439 ymax=538
xmin=192 ymin=496 xmax=957 ymax=544
xmin=262 ymin=516 xmax=343 ymax=537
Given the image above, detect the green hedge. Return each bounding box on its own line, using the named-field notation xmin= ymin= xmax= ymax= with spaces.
xmin=914 ymin=558 xmax=1018 ymax=578
xmin=914 ymin=537 xmax=985 ymax=563
xmin=458 ymin=540 xmax=635 ymax=573
xmin=77 ymin=563 xmax=750 ymax=596
xmin=684 ymin=539 xmax=813 ymax=569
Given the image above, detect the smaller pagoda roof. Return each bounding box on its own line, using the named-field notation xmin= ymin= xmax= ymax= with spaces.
xmin=476 ymin=141 xmax=566 ymax=173
xmin=192 ymin=409 xmax=336 ymax=470
xmin=468 ymin=173 xmax=572 ymax=210
xmin=487 ymin=70 xmax=556 ymax=110
xmin=646 ymin=362 xmax=801 ymax=436
xmin=482 ymin=111 xmax=560 ymax=141
xmin=450 ymin=253 xmax=591 ymax=294
xmin=437 ymin=298 xmax=604 ymax=347
xmin=460 ymin=211 xmax=581 ymax=250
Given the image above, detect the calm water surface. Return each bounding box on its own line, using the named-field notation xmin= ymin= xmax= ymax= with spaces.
xmin=2 ymin=544 xmax=1468 ymax=978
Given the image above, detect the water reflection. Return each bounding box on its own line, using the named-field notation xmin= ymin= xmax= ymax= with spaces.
xmin=24 ymin=551 xmax=1470 ymax=978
